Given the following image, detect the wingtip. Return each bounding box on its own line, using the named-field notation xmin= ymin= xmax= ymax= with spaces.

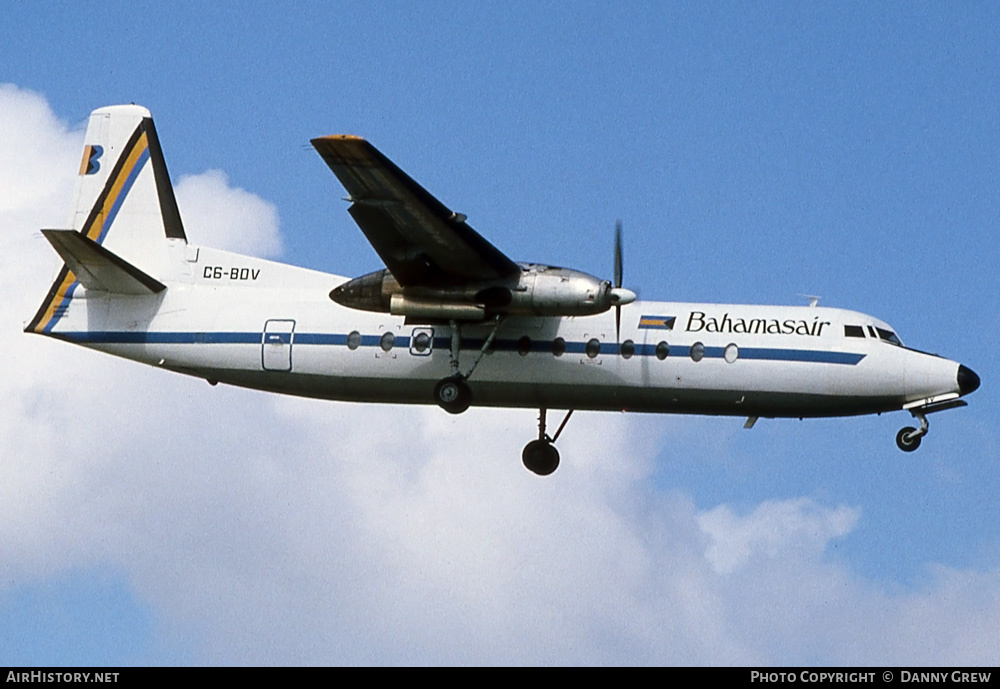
xmin=311 ymin=134 xmax=366 ymax=143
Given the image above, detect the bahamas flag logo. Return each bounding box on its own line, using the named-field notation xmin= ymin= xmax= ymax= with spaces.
xmin=638 ymin=315 xmax=675 ymax=330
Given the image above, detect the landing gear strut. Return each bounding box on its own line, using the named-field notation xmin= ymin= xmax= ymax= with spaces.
xmin=433 ymin=317 xmax=503 ymax=414
xmin=896 ymin=410 xmax=928 ymax=452
xmin=522 ymin=408 xmax=574 ymax=475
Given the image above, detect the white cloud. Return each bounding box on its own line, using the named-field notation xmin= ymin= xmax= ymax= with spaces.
xmin=175 ymin=170 xmax=282 ymax=258
xmin=0 ymin=84 xmax=81 ymax=222
xmin=699 ymin=498 xmax=859 ymax=575
xmin=1 ymin=84 xmax=999 ymax=665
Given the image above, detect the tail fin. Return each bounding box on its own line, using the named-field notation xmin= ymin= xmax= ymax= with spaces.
xmin=27 ymin=105 xmax=184 ymax=334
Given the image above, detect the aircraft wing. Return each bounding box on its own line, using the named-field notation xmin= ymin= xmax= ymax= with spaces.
xmin=311 ymin=136 xmax=521 ymax=287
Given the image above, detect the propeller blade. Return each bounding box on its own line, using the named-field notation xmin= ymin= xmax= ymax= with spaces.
xmin=608 ymin=223 xmax=636 ymax=307
xmin=614 ymin=220 xmax=623 ymax=288
xmin=614 ymin=220 xmax=623 ymax=341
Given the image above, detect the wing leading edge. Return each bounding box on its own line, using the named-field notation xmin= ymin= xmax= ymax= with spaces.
xmin=311 ymin=136 xmax=520 ymax=287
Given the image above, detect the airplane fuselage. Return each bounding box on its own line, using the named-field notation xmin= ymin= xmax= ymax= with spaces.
xmin=45 ymin=243 xmax=966 ymax=420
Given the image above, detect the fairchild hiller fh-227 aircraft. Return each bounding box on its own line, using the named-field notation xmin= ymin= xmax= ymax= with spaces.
xmin=26 ymin=105 xmax=980 ymax=475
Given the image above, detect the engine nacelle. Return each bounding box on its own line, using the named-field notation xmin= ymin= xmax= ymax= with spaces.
xmin=329 ymin=264 xmax=634 ymax=321
xmin=515 ymin=265 xmax=613 ymax=316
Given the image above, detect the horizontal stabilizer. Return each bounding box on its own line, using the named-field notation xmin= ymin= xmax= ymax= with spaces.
xmin=41 ymin=229 xmax=166 ymax=295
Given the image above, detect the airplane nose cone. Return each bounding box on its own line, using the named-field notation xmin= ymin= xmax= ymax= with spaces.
xmin=958 ymin=365 xmax=980 ymax=395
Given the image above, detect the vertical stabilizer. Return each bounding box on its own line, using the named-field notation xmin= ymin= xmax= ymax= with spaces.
xmin=26 ymin=105 xmax=185 ymax=334
xmin=68 ymin=105 xmax=186 ymax=249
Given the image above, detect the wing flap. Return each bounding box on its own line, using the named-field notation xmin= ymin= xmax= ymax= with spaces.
xmin=41 ymin=229 xmax=166 ymax=295
xmin=311 ymin=136 xmax=519 ymax=286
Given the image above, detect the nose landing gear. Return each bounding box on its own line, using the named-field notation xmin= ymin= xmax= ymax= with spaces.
xmin=896 ymin=409 xmax=929 ymax=452
xmin=895 ymin=395 xmax=972 ymax=453
xmin=895 ymin=425 xmax=923 ymax=452
xmin=895 ymin=365 xmax=980 ymax=453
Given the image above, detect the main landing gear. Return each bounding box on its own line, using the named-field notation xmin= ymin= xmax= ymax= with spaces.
xmin=430 ymin=318 xmax=573 ymax=476
xmin=434 ymin=376 xmax=471 ymax=414
xmin=433 ymin=317 xmax=503 ymax=415
xmin=522 ymin=408 xmax=574 ymax=475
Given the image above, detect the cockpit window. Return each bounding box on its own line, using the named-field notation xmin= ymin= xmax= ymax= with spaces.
xmin=845 ymin=323 xmax=901 ymax=345
xmin=876 ymin=327 xmax=902 ymax=346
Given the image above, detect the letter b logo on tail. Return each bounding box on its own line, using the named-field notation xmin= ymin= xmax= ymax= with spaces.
xmin=79 ymin=145 xmax=103 ymax=175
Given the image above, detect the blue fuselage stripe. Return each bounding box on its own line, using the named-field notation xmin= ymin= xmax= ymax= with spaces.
xmin=57 ymin=331 xmax=866 ymax=365
xmin=61 ymin=331 xmax=259 ymax=344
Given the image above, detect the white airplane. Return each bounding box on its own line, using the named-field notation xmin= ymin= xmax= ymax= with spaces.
xmin=26 ymin=105 xmax=980 ymax=475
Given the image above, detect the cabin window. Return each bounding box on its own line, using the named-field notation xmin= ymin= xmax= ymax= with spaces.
xmin=844 ymin=325 xmax=864 ymax=338
xmin=379 ymin=332 xmax=395 ymax=352
xmin=412 ymin=332 xmax=431 ymax=353
xmin=724 ymin=343 xmax=739 ymax=363
xmin=655 ymin=341 xmax=670 ymax=361
xmin=517 ymin=336 xmax=531 ymax=356
xmin=552 ymin=337 xmax=566 ymax=357
xmin=586 ymin=338 xmax=601 ymax=359
xmin=690 ymin=342 xmax=705 ymax=362
xmin=620 ymin=339 xmax=635 ymax=359
xmin=347 ymin=330 xmax=361 ymax=350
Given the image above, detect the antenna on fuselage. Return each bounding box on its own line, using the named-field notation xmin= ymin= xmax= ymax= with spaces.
xmin=799 ymin=294 xmax=821 ymax=308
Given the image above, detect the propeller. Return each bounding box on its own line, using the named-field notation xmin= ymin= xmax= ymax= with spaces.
xmin=609 ymin=220 xmax=637 ymax=341
xmin=614 ymin=220 xmax=623 ymax=290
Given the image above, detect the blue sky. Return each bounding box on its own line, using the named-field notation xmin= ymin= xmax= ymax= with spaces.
xmin=1 ymin=2 xmax=998 ymax=665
